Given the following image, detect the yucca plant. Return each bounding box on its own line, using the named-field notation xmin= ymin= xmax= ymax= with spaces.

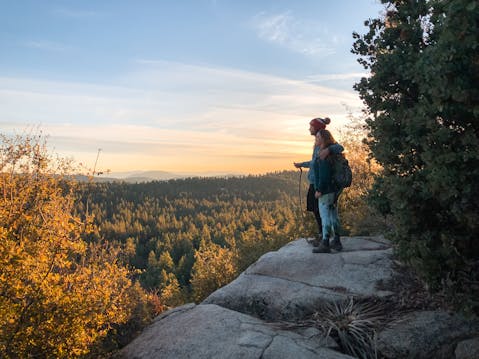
xmin=311 ymin=297 xmax=388 ymax=359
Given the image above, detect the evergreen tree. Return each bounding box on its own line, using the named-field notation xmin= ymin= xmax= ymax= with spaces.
xmin=353 ymin=0 xmax=479 ymax=295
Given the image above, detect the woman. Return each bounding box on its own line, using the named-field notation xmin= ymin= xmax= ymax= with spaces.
xmin=312 ymin=129 xmax=343 ymax=253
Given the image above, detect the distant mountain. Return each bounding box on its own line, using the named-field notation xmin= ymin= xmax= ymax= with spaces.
xmin=81 ymin=170 xmax=248 ymax=183
xmin=110 ymin=170 xmax=183 ymax=181
xmin=73 ymin=174 xmax=122 ymax=183
xmin=173 ymin=171 xmax=246 ymax=179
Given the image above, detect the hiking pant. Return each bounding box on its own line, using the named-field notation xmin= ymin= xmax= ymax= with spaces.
xmin=306 ymin=184 xmax=322 ymax=234
xmin=318 ymin=192 xmax=341 ymax=242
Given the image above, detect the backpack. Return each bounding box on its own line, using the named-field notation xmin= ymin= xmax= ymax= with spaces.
xmin=327 ymin=153 xmax=352 ymax=190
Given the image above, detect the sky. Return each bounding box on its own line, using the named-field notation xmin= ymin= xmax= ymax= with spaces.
xmin=0 ymin=0 xmax=384 ymax=176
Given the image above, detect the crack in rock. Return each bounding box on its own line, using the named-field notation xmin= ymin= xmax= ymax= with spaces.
xmin=153 ymin=303 xmax=196 ymax=322
xmin=259 ymin=334 xmax=277 ymax=359
xmin=245 ymin=272 xmax=359 ymax=295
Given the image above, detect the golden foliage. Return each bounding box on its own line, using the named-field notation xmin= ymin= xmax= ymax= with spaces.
xmin=0 ymin=133 xmax=149 ymax=358
xmin=158 ymin=269 xmax=185 ymax=308
xmin=190 ymin=240 xmax=238 ymax=302
xmin=336 ymin=116 xmax=386 ymax=235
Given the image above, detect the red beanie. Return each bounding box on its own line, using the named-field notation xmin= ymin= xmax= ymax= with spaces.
xmin=309 ymin=117 xmax=331 ymax=132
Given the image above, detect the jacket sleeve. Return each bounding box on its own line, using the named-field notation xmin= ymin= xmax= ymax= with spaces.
xmin=328 ymin=143 xmax=344 ymax=155
xmin=298 ymin=160 xmax=311 ymax=168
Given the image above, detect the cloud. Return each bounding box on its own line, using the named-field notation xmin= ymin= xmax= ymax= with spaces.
xmin=251 ymin=12 xmax=340 ymax=57
xmin=11 ymin=122 xmax=307 ymax=173
xmin=0 ymin=61 xmax=363 ymax=172
xmin=25 ymin=40 xmax=72 ymax=52
xmin=129 ymin=59 xmax=361 ymax=121
xmin=306 ymin=72 xmax=369 ymax=82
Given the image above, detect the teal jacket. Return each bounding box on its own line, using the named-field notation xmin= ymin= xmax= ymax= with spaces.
xmin=313 ymin=158 xmax=336 ymax=195
xmin=298 ymin=143 xmax=343 ymax=184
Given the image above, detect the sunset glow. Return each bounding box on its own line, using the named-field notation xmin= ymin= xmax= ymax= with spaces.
xmin=0 ymin=1 xmax=383 ymax=176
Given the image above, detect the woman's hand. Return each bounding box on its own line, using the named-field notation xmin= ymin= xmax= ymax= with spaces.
xmin=315 ymin=191 xmax=322 ymax=199
xmin=319 ymin=148 xmax=330 ymax=160
xmin=293 ymin=162 xmax=301 ymax=168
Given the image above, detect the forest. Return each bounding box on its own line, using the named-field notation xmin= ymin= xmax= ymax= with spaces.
xmin=77 ymin=172 xmax=305 ymax=301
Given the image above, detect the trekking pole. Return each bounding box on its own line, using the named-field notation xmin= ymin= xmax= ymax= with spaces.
xmin=298 ymin=168 xmax=309 ymax=243
xmin=298 ymin=168 xmax=304 ymax=216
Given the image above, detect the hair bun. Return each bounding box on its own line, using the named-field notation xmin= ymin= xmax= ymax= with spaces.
xmin=323 ymin=117 xmax=331 ymax=124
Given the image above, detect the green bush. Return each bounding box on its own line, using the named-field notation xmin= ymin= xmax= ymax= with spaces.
xmin=352 ymin=0 xmax=479 ymax=304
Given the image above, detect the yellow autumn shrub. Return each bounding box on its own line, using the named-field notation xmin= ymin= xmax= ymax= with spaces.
xmin=0 ymin=133 xmax=149 ymax=358
xmin=336 ymin=116 xmax=386 ymax=235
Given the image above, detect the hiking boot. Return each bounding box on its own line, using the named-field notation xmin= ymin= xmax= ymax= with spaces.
xmin=307 ymin=233 xmax=322 ymax=247
xmin=310 ymin=239 xmax=320 ymax=247
xmin=330 ymin=237 xmax=343 ymax=252
xmin=312 ymin=241 xmax=331 ymax=253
